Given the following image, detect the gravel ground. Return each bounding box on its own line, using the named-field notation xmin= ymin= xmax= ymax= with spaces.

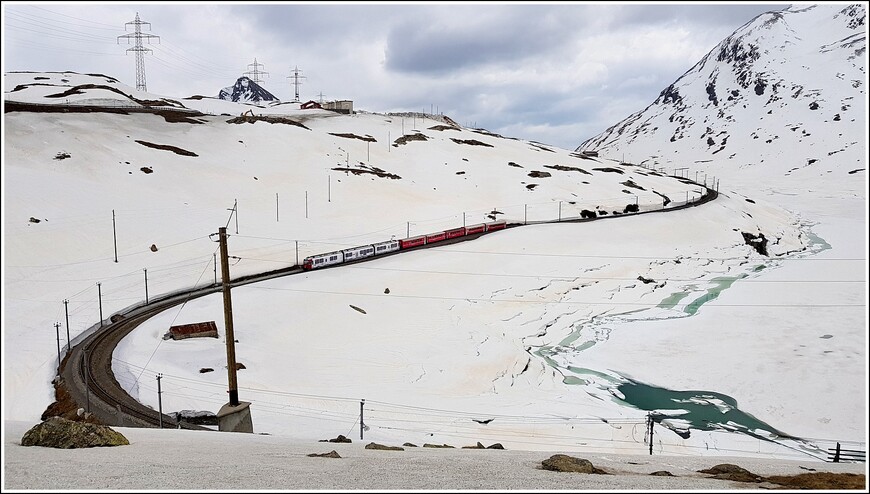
xmin=3 ymin=420 xmax=866 ymax=491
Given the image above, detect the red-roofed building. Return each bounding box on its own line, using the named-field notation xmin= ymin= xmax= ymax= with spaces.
xmin=167 ymin=321 xmax=218 ymax=340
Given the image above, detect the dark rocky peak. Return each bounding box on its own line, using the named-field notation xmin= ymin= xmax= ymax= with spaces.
xmin=218 ymin=76 xmax=278 ymax=105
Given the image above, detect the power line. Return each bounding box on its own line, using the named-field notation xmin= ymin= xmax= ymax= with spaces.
xmin=243 ymin=285 xmax=865 ymax=308
xmin=27 ymin=5 xmax=124 ymax=29
xmin=344 ymin=265 xmax=864 ymax=283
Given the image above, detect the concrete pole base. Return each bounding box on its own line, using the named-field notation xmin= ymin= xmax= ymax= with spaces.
xmin=217 ymin=401 xmax=253 ymax=433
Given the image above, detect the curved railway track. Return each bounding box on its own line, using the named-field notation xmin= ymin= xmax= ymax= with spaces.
xmin=59 ymin=186 xmax=717 ymax=430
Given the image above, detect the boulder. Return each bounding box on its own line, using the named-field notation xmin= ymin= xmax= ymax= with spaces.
xmin=319 ymin=434 xmax=352 ymax=443
xmin=541 ymin=454 xmax=608 ymax=474
xmin=698 ymin=463 xmax=762 ymax=483
xmin=364 ymin=442 xmax=404 ymax=451
xmin=21 ymin=417 xmax=129 ymax=449
xmin=307 ymin=450 xmax=341 ymax=458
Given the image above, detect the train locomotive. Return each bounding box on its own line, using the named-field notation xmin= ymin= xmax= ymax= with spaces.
xmin=302 ymin=220 xmax=507 ymax=270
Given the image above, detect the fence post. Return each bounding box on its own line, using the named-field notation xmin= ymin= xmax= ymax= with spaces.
xmin=834 ymin=442 xmax=841 ymax=462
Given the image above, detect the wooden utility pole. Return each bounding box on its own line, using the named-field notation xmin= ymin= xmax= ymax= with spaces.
xmin=63 ymin=299 xmax=70 ymax=353
xmin=112 ymin=209 xmax=118 ymax=263
xmin=156 ymin=374 xmax=163 ymax=429
xmin=218 ymin=227 xmax=240 ymax=406
xmin=54 ymin=322 xmax=61 ymax=373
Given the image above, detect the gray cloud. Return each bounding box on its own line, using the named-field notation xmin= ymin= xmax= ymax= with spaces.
xmin=2 ymin=2 xmax=790 ymax=150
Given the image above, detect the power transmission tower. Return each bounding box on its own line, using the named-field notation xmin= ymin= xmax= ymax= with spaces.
xmin=117 ymin=12 xmax=160 ymax=92
xmin=316 ymin=91 xmax=326 ymax=104
xmin=287 ymin=66 xmax=306 ymax=102
xmin=243 ymin=58 xmax=269 ymax=84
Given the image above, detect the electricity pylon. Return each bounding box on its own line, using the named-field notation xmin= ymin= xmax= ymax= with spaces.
xmin=243 ymin=58 xmax=269 ymax=84
xmin=288 ymin=66 xmax=306 ymax=103
xmin=117 ymin=12 xmax=160 ymax=92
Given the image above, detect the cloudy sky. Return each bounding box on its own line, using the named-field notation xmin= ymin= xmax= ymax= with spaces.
xmin=2 ymin=2 xmax=788 ymax=149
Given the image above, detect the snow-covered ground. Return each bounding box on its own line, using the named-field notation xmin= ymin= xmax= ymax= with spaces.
xmin=3 ymin=419 xmax=866 ymax=491
xmin=2 ymin=63 xmax=866 ymax=468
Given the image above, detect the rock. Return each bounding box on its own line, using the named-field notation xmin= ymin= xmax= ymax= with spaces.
xmin=402 ymin=442 xmax=418 ymax=447
xmin=541 ymin=454 xmax=608 ymax=474
xmin=150 ymin=244 xmax=158 ymax=252
xmin=307 ymin=450 xmax=341 ymax=458
xmin=319 ymin=434 xmax=351 ymax=443
xmin=364 ymin=442 xmax=404 ymax=451
xmin=698 ymin=464 xmax=762 ymax=483
xmin=486 ymin=443 xmax=505 ymax=450
xmin=650 ymin=471 xmax=674 ymax=476
xmin=423 ymin=443 xmax=455 ymax=448
xmin=462 ymin=442 xmax=486 ymax=449
xmin=21 ymin=417 xmax=129 ymax=449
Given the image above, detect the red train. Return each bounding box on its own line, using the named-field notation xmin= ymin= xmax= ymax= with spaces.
xmin=302 ymin=220 xmax=507 ymax=270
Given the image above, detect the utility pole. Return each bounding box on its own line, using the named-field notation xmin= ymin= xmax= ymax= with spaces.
xmin=54 ymin=322 xmax=61 ymax=374
xmin=243 ymin=58 xmax=269 ymax=84
xmin=85 ymin=350 xmax=90 ymax=413
xmin=647 ymin=413 xmax=655 ymax=455
xmin=117 ymin=12 xmax=160 ymax=92
xmin=63 ymin=299 xmax=70 ymax=354
xmin=360 ymin=399 xmax=365 ymax=440
xmin=144 ymin=268 xmax=149 ymax=304
xmin=218 ymin=227 xmax=240 ymax=407
xmin=97 ymin=282 xmax=103 ymax=327
xmin=287 ymin=66 xmax=306 ymax=103
xmin=112 ymin=209 xmax=118 ymax=263
xmin=156 ymin=374 xmax=164 ymax=429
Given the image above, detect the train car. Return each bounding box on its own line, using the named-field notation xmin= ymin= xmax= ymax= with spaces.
xmin=485 ymin=220 xmax=507 ymax=232
xmin=445 ymin=227 xmax=467 ymax=239
xmin=372 ymin=239 xmax=400 ymax=255
xmin=400 ymin=235 xmax=427 ymax=249
xmin=426 ymin=231 xmax=447 ymax=244
xmin=342 ymin=244 xmax=376 ymax=262
xmin=302 ymin=250 xmax=344 ymax=270
xmin=465 ymin=223 xmax=486 ymax=235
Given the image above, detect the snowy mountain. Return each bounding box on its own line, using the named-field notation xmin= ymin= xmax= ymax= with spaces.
xmin=577 ymin=3 xmax=866 ymax=194
xmin=2 ymin=2 xmax=866 ymax=461
xmin=218 ymin=76 xmax=279 ymax=104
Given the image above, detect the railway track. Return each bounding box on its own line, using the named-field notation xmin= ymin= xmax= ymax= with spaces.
xmin=59 ymin=185 xmax=717 ymax=430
